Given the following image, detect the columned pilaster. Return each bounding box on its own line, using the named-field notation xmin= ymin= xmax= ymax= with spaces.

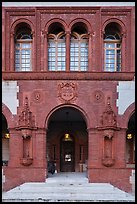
xmin=87 ymin=128 xmax=99 ymax=169
xmin=34 ymin=128 xmax=48 ymax=178
xmin=121 ymin=32 xmax=126 ymax=71
xmin=43 ymin=31 xmax=48 ymax=71
xmin=115 ymin=127 xmax=127 ymax=167
xmin=10 ymin=32 xmax=15 ymax=71
xmin=88 ymin=33 xmax=92 ymax=71
xmin=8 ymin=128 xmax=22 ymax=167
xmin=66 ymin=31 xmax=70 ymax=71
xmin=31 ymin=31 xmax=35 ymax=71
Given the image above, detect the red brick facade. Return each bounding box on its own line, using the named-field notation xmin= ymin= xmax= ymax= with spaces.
xmin=2 ymin=5 xmax=135 ymax=193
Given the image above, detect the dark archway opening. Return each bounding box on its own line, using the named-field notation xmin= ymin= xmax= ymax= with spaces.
xmin=126 ymin=112 xmax=135 ymax=164
xmin=46 ymin=107 xmax=88 ymax=173
xmin=2 ymin=114 xmax=10 ymax=166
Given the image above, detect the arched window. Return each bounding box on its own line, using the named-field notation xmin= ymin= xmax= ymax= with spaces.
xmin=104 ymin=23 xmax=121 ymax=72
xmin=126 ymin=112 xmax=135 ymax=165
xmin=15 ymin=23 xmax=32 ymax=71
xmin=48 ymin=23 xmax=66 ymax=71
xmin=70 ymin=23 xmax=88 ymax=71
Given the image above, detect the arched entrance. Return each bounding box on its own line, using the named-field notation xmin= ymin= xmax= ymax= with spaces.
xmin=2 ymin=114 xmax=10 ymax=166
xmin=46 ymin=106 xmax=88 ymax=173
xmin=60 ymin=132 xmax=74 ymax=172
xmin=126 ymin=112 xmax=135 ymax=165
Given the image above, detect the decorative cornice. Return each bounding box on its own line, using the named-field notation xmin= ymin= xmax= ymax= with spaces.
xmin=2 ymin=72 xmax=135 ymax=81
xmin=4 ymin=7 xmax=99 ymax=15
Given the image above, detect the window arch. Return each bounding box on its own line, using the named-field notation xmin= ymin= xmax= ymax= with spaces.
xmin=15 ymin=23 xmax=32 ymax=71
xmin=104 ymin=22 xmax=122 ymax=72
xmin=48 ymin=23 xmax=66 ymax=71
xmin=70 ymin=23 xmax=88 ymax=71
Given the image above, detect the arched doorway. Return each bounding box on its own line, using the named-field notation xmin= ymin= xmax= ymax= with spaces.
xmin=46 ymin=106 xmax=88 ymax=173
xmin=126 ymin=112 xmax=135 ymax=165
xmin=60 ymin=132 xmax=74 ymax=172
xmin=2 ymin=114 xmax=10 ymax=166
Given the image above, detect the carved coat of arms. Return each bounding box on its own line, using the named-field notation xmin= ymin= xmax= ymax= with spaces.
xmin=58 ymin=82 xmax=77 ymax=103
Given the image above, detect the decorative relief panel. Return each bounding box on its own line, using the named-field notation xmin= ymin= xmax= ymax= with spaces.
xmin=58 ymin=82 xmax=77 ymax=103
xmin=100 ymin=96 xmax=117 ymax=128
xmin=31 ymin=90 xmax=44 ymax=104
xmin=16 ymin=96 xmax=37 ymax=166
xmin=97 ymin=96 xmax=120 ymax=167
xmin=92 ymin=90 xmax=104 ymax=103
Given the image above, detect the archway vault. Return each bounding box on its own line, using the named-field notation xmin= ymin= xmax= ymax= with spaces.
xmin=46 ymin=105 xmax=88 ymax=173
xmin=45 ymin=104 xmax=89 ymax=130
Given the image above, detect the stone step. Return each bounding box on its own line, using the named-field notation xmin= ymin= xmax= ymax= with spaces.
xmin=7 ymin=184 xmax=124 ymax=194
xmin=2 ymin=182 xmax=134 ymax=202
xmin=2 ymin=173 xmax=135 ymax=202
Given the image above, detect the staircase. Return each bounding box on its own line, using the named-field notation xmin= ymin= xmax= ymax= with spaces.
xmin=2 ymin=172 xmax=135 ymax=202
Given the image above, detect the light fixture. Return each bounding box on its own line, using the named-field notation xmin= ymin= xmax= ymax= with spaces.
xmin=64 ymin=133 xmax=72 ymax=141
xmin=5 ymin=133 xmax=10 ymax=139
xmin=127 ymin=133 xmax=132 ymax=139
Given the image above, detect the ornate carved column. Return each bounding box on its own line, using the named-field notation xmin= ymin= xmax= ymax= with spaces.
xmin=97 ymin=96 xmax=120 ymax=167
xmin=88 ymin=33 xmax=92 ymax=71
xmin=10 ymin=32 xmax=15 ymax=71
xmin=43 ymin=31 xmax=48 ymax=71
xmin=66 ymin=31 xmax=70 ymax=71
xmin=16 ymin=96 xmax=37 ymax=166
xmin=31 ymin=31 xmax=35 ymax=71
xmin=121 ymin=32 xmax=126 ymax=72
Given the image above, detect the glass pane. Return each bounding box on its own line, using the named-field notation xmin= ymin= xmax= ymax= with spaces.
xmin=106 ymin=59 xmax=115 ymax=63
xmin=106 ymin=50 xmax=115 ymax=55
xmin=105 ymin=43 xmax=115 ymax=48
xmin=22 ymin=43 xmax=31 ymax=48
xmin=22 ymin=59 xmax=26 ymax=63
xmin=117 ymin=44 xmax=121 ymax=48
xmin=16 ymin=43 xmax=20 ymax=48
xmin=26 ymin=59 xmax=30 ymax=63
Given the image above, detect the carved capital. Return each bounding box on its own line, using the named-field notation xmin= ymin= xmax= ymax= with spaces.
xmin=65 ymin=30 xmax=71 ymax=35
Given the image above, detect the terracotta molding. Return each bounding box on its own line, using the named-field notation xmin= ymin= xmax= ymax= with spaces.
xmin=2 ymin=72 xmax=135 ymax=81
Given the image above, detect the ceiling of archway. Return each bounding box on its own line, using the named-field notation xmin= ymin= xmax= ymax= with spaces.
xmin=49 ymin=107 xmax=85 ymax=122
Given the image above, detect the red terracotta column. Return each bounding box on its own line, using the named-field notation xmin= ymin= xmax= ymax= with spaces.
xmin=43 ymin=32 xmax=48 ymax=71
xmin=31 ymin=31 xmax=35 ymax=71
xmin=87 ymin=128 xmax=99 ymax=180
xmin=10 ymin=32 xmax=15 ymax=71
xmin=66 ymin=31 xmax=70 ymax=71
xmin=88 ymin=33 xmax=92 ymax=71
xmin=121 ymin=32 xmax=126 ymax=72
xmin=41 ymin=31 xmax=45 ymax=71
xmin=115 ymin=128 xmax=127 ymax=167
xmin=34 ymin=128 xmax=47 ymax=176
xmin=8 ymin=128 xmax=22 ymax=167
